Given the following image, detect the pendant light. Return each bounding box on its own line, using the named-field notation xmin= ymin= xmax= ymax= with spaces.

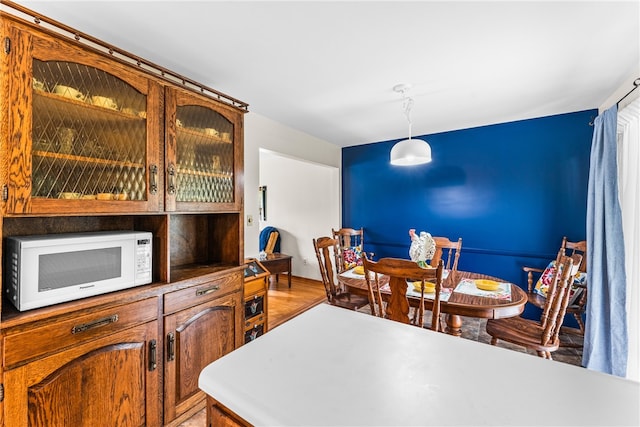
xmin=390 ymin=83 xmax=432 ymax=166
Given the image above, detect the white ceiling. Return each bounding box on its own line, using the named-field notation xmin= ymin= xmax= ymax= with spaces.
xmin=13 ymin=1 xmax=640 ymax=147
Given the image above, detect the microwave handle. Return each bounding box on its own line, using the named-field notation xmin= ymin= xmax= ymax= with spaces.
xmin=71 ymin=314 xmax=119 ymax=334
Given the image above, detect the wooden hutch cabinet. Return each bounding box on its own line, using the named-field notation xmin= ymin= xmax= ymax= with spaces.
xmin=0 ymin=2 xmax=248 ymax=426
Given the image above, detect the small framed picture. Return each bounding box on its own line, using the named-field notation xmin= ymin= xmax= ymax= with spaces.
xmin=244 ymin=259 xmax=267 ymax=278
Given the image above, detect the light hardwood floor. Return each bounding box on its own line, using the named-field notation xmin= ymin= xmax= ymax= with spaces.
xmin=266 ymin=275 xmax=327 ymax=328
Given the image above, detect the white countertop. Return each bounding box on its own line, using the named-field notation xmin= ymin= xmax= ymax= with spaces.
xmin=199 ymin=304 xmax=639 ymax=426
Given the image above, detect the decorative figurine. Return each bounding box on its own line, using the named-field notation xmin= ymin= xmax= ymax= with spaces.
xmin=409 ymin=228 xmax=436 ymax=268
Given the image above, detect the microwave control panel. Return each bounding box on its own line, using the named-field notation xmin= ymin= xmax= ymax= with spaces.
xmin=135 ymin=236 xmax=153 ymax=283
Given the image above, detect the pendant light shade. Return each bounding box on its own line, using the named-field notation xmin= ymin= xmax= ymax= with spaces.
xmin=390 ymin=137 xmax=432 ymax=166
xmin=390 ymin=83 xmax=432 ymax=166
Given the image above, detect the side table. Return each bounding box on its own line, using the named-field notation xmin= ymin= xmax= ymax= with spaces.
xmin=260 ymin=253 xmax=292 ymax=288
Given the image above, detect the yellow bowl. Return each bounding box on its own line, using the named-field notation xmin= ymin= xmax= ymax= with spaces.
xmin=352 ymin=266 xmax=365 ymax=275
xmin=90 ymin=95 xmax=118 ymax=110
xmin=475 ymin=279 xmax=500 ymax=291
xmin=97 ymin=193 xmax=114 ymax=200
xmin=58 ymin=192 xmax=81 ymax=199
xmin=412 ymin=281 xmax=435 ymax=293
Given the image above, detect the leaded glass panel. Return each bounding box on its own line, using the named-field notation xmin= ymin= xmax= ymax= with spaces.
xmin=31 ymin=60 xmax=147 ymax=201
xmin=175 ymin=105 xmax=234 ymax=203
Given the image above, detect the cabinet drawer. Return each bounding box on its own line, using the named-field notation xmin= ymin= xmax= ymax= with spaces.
xmin=164 ymin=272 xmax=242 ymax=314
xmin=244 ymin=324 xmax=264 ymax=344
xmin=244 ymin=311 xmax=266 ymax=330
xmin=244 ymin=277 xmax=266 ymax=297
xmin=4 ymin=297 xmax=158 ymax=368
xmin=244 ymin=295 xmax=265 ymax=319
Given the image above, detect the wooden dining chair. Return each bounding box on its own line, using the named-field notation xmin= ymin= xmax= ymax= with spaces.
xmin=332 ymin=227 xmax=374 ymax=273
xmin=362 ymin=254 xmax=444 ymax=331
xmin=431 ymin=236 xmax=462 ymax=274
xmin=486 ymin=253 xmax=582 ymax=359
xmin=312 ymin=236 xmax=370 ymax=311
xmin=524 ymin=237 xmax=587 ymax=336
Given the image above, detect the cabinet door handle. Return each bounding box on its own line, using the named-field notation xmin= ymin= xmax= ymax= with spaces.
xmin=149 ymin=164 xmax=158 ymax=195
xmin=71 ymin=314 xmax=119 ymax=334
xmin=167 ymin=332 xmax=175 ymax=361
xmin=167 ymin=163 xmax=176 ymax=195
xmin=196 ymin=285 xmax=220 ymax=296
xmin=148 ymin=339 xmax=157 ymax=371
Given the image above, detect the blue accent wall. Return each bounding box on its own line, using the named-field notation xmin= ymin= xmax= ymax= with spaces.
xmin=342 ymin=109 xmax=595 ymax=323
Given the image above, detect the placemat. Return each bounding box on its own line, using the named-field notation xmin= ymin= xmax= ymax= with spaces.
xmin=380 ymin=283 xmax=452 ymax=302
xmin=454 ymin=279 xmax=512 ymax=300
xmin=339 ymin=268 xmax=367 ymax=279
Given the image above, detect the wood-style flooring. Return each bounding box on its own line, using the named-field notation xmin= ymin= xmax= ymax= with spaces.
xmin=266 ymin=275 xmax=327 ymax=329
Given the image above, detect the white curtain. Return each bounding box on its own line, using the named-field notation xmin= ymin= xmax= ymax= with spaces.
xmin=617 ymin=97 xmax=640 ymax=381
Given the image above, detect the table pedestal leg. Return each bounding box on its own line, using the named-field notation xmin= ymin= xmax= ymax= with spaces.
xmin=445 ymin=314 xmax=463 ymax=337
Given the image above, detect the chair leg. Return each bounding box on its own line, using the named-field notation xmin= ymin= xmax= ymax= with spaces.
xmin=490 ymin=337 xmax=498 ymax=346
xmin=573 ymin=313 xmax=585 ymax=334
xmin=439 ymin=316 xmax=446 ymax=333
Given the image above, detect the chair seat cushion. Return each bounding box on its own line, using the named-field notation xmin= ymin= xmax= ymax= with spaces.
xmin=533 ymin=260 xmax=586 ymax=304
xmin=342 ymin=245 xmax=363 ymax=270
xmin=486 ymin=317 xmax=560 ymax=353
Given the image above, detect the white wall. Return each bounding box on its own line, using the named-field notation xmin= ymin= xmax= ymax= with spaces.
xmin=243 ymin=112 xmax=341 ymax=280
xmin=259 ymin=150 xmax=340 ymax=280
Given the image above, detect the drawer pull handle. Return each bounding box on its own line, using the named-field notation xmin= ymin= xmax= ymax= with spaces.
xmin=167 ymin=163 xmax=176 ymax=195
xmin=149 ymin=164 xmax=158 ymax=195
xmin=167 ymin=332 xmax=175 ymax=361
xmin=149 ymin=339 xmax=157 ymax=371
xmin=71 ymin=314 xmax=119 ymax=334
xmin=196 ymin=285 xmax=220 ymax=296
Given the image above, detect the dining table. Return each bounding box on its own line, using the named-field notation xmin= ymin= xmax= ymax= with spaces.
xmin=338 ymin=267 xmax=528 ymax=336
xmin=199 ymin=304 xmax=639 ymax=426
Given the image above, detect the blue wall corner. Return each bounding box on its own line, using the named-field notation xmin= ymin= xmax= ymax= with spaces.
xmin=341 ymin=109 xmax=596 ymax=326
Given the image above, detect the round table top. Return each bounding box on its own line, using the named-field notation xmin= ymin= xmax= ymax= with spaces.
xmin=339 ymin=269 xmax=527 ymax=320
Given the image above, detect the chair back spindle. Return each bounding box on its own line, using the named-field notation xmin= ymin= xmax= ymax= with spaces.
xmin=541 ymin=254 xmax=582 ymax=346
xmin=332 ymin=227 xmax=373 ymax=273
xmin=431 ymin=237 xmax=462 ymax=273
xmin=486 ymin=253 xmax=582 ymax=359
xmin=313 ymin=236 xmax=371 ymax=311
xmin=313 ymin=237 xmax=340 ymax=302
xmin=363 ymin=255 xmax=444 ymax=331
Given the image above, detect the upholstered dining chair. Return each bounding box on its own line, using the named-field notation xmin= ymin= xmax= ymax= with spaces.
xmin=431 ymin=236 xmax=462 ymax=274
xmin=524 ymin=237 xmax=587 ymax=336
xmin=332 ymin=227 xmax=373 ymax=273
xmin=313 ymin=236 xmax=370 ymax=311
xmin=362 ymin=255 xmax=445 ymax=331
xmin=486 ymin=253 xmax=582 ymax=359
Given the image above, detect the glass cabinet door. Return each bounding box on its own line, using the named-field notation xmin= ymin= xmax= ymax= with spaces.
xmin=174 ymin=105 xmax=234 ymax=204
xmin=166 ymin=88 xmax=243 ymax=212
xmin=31 ymin=59 xmax=148 ymax=203
xmin=4 ymin=28 xmax=161 ymax=214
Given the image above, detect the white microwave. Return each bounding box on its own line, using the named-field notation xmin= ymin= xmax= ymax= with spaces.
xmin=4 ymin=231 xmax=152 ymax=311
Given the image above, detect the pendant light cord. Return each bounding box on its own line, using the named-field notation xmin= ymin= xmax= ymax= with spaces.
xmin=401 ymin=92 xmax=414 ymax=140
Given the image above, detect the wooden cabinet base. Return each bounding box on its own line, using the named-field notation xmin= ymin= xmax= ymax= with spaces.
xmin=207 ymin=397 xmax=252 ymax=427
